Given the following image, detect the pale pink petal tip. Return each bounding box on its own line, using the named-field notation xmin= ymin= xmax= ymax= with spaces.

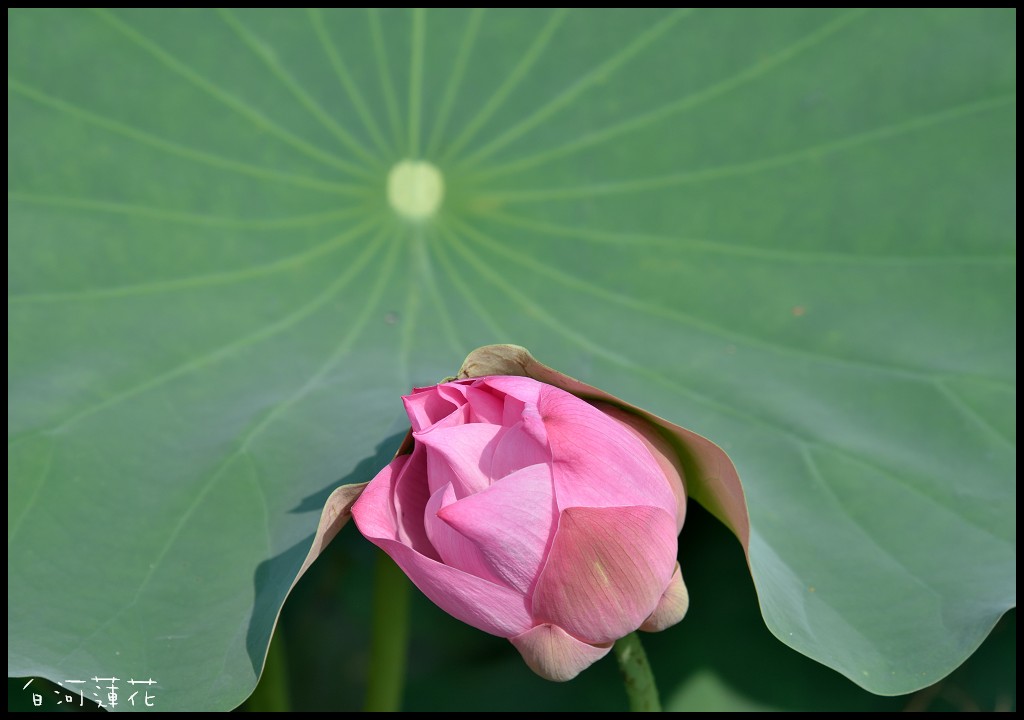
xmin=510 ymin=624 xmax=612 ymax=682
xmin=639 ymin=563 xmax=689 ymax=633
xmin=531 ymin=505 xmax=678 ymax=644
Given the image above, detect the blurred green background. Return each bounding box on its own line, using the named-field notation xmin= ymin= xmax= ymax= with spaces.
xmin=11 ymin=504 xmax=1016 ymax=711
xmin=259 ymin=503 xmax=1016 ymax=712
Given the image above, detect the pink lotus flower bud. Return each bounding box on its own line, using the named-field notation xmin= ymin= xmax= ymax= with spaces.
xmin=350 ymin=346 xmax=748 ymax=682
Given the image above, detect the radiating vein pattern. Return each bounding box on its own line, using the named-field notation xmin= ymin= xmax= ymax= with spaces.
xmin=217 ymin=8 xmax=382 ymax=170
xmin=468 ymin=8 xmax=869 ymax=181
xmin=482 ymin=211 xmax=1015 ymax=265
xmin=424 ymin=8 xmax=484 ymax=158
xmin=448 ymin=217 xmax=971 ymax=380
xmin=474 ymin=94 xmax=1016 ymax=203
xmin=91 ymin=8 xmax=374 ymax=179
xmin=438 ymin=8 xmax=569 ymax=164
xmin=308 ymin=8 xmax=394 ymax=159
xmin=451 ymin=8 xmax=696 ymax=169
xmin=7 ymin=192 xmax=369 ymax=232
xmin=9 ymin=213 xmax=377 ymax=303
xmin=407 ymin=8 xmax=426 ymax=157
xmin=368 ymin=8 xmax=405 ymax=152
xmin=30 ymin=221 xmax=387 ymax=435
xmin=8 ymin=78 xmax=368 ymax=195
xmin=73 ymin=226 xmax=401 ymax=640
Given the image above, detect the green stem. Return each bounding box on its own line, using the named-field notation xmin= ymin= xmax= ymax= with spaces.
xmin=247 ymin=627 xmax=290 ymax=711
xmin=364 ymin=550 xmax=411 ymax=712
xmin=614 ymin=632 xmax=662 ymax=712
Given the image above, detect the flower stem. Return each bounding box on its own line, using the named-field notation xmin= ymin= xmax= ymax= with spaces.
xmin=614 ymin=632 xmax=662 ymax=712
xmin=364 ymin=550 xmax=410 ymax=712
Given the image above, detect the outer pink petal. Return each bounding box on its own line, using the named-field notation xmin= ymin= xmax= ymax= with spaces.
xmin=363 ymin=538 xmax=531 ymax=638
xmin=351 ymin=458 xmax=403 ymax=541
xmin=485 ymin=378 xmax=548 ymax=453
xmin=490 ymin=420 xmax=550 ymax=479
xmin=416 ymin=423 xmax=502 ymax=497
xmin=388 ymin=443 xmax=438 ymax=558
xmin=532 ymin=505 xmax=678 ymax=645
xmin=438 ymin=464 xmax=556 ymax=595
xmin=414 ymin=402 xmax=472 ymax=438
xmin=403 ymin=388 xmax=461 ymax=433
xmin=436 ymin=382 xmax=469 ymax=404
xmin=537 ymin=385 xmax=677 ymax=516
xmin=510 ymin=624 xmax=612 ymax=682
xmin=478 ymin=375 xmax=542 ymax=405
xmin=354 ymin=452 xmax=532 ymax=637
xmin=598 ymin=403 xmax=687 ymax=532
xmin=640 ymin=562 xmax=689 ymax=632
xmin=466 ymin=385 xmax=503 ymax=424
xmin=501 ymin=394 xmax=526 ymax=426
xmin=424 ymin=483 xmax=504 ymax=585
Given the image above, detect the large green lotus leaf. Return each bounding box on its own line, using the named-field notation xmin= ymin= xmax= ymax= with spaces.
xmin=8 ymin=7 xmax=1015 ymax=710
